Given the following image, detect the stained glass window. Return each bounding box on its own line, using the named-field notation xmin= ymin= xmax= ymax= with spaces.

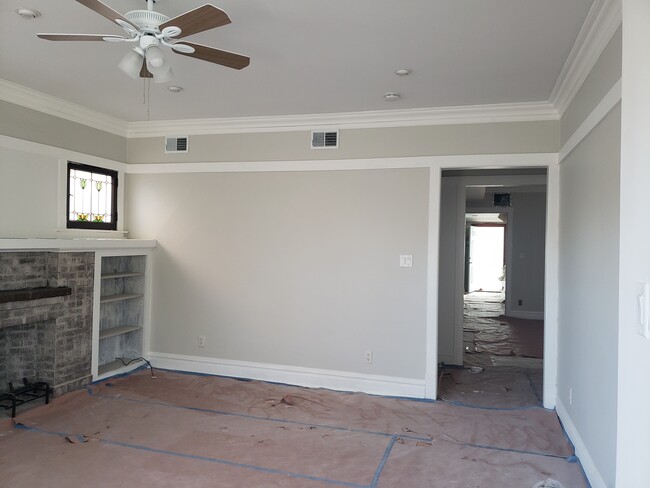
xmin=67 ymin=162 xmax=118 ymax=230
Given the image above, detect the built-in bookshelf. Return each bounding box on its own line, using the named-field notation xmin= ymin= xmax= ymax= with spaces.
xmin=92 ymin=251 xmax=152 ymax=379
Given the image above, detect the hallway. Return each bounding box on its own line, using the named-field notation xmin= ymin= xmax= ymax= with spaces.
xmin=438 ymin=292 xmax=544 ymax=408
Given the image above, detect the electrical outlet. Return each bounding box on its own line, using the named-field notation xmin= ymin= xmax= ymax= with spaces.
xmin=198 ymin=335 xmax=206 ymax=348
xmin=517 ymin=299 xmax=523 ymax=306
xmin=399 ymin=255 xmax=413 ymax=268
xmin=365 ymin=351 xmax=373 ymax=364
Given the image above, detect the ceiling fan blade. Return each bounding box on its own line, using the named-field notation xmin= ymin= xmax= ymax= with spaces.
xmin=74 ymin=0 xmax=138 ymax=30
xmin=159 ymin=4 xmax=231 ymax=39
xmin=140 ymin=60 xmax=153 ymax=79
xmin=37 ymin=33 xmax=127 ymax=41
xmin=174 ymin=42 xmax=250 ymax=70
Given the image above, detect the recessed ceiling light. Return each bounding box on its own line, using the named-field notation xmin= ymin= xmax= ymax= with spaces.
xmin=395 ymin=69 xmax=410 ymax=76
xmin=16 ymin=8 xmax=41 ymax=19
xmin=168 ymin=86 xmax=183 ymax=93
xmin=384 ymin=92 xmax=400 ymax=101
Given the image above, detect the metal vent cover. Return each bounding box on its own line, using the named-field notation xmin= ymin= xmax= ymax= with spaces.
xmin=164 ymin=136 xmax=189 ymax=153
xmin=311 ymin=130 xmax=339 ymax=149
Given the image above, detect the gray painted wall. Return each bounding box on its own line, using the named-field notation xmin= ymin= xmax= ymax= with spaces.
xmin=437 ymin=181 xmax=464 ymax=365
xmin=558 ymin=105 xmax=620 ymax=487
xmin=0 ymin=147 xmax=59 ymax=238
xmin=127 ymin=120 xmax=559 ymax=164
xmin=556 ymin=27 xmax=622 ymax=487
xmin=0 ymin=101 xmax=127 ymax=162
xmin=126 ymin=169 xmax=429 ymax=379
xmin=508 ymin=191 xmax=547 ymax=314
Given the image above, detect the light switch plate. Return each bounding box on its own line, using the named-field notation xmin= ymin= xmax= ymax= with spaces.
xmin=399 ymin=255 xmax=413 ymax=268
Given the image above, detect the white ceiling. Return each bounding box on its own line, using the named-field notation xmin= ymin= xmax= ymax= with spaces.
xmin=0 ymin=0 xmax=594 ymax=122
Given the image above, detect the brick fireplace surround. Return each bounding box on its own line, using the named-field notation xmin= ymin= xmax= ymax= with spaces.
xmin=0 ymin=252 xmax=94 ymax=395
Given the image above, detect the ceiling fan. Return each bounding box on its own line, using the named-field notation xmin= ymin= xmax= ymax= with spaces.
xmin=37 ymin=0 xmax=250 ymax=83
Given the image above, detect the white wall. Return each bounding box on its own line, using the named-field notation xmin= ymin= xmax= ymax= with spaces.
xmin=617 ymin=1 xmax=650 ymax=485
xmin=126 ymin=169 xmax=430 ymax=383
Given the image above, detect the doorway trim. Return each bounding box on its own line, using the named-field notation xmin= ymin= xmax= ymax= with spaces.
xmin=429 ymin=164 xmax=557 ymax=410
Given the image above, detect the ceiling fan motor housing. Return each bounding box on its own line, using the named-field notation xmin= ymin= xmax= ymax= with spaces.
xmin=125 ymin=10 xmax=170 ymax=33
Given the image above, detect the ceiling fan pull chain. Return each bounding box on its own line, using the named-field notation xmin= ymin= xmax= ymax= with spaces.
xmin=146 ymin=78 xmax=151 ymax=121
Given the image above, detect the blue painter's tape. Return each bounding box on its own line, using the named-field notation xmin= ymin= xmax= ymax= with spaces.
xmin=15 ymin=423 xmax=369 ymax=488
xmin=369 ymin=435 xmax=397 ymax=488
xmin=88 ymin=390 xmax=432 ymax=443
xmin=87 ymin=371 xmax=579 ymax=467
xmin=89 ymin=364 xmax=149 ymax=385
xmin=456 ymin=440 xmax=574 ymax=461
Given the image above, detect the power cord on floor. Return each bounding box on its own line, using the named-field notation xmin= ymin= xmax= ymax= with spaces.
xmin=116 ymin=357 xmax=157 ymax=379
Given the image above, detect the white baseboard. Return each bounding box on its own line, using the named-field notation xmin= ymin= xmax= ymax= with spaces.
xmin=148 ymin=352 xmax=426 ymax=398
xmin=556 ymin=398 xmax=607 ymax=488
xmin=507 ymin=310 xmax=545 ymax=320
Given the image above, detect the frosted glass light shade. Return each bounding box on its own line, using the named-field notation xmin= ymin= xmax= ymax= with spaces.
xmin=146 ymin=46 xmax=165 ymax=69
xmin=118 ymin=49 xmax=143 ymax=79
xmin=153 ymin=65 xmax=174 ymax=84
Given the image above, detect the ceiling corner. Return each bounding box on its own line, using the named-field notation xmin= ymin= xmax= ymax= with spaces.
xmin=0 ymin=78 xmax=129 ymax=138
xmin=548 ymin=0 xmax=622 ymax=117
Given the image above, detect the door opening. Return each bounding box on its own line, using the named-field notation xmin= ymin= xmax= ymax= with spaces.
xmin=437 ymin=170 xmax=548 ymax=408
xmin=467 ymin=223 xmax=505 ymax=293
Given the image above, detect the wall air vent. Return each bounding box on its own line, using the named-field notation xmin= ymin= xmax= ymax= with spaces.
xmin=164 ymin=136 xmax=189 ymax=153
xmin=493 ymin=193 xmax=511 ymax=207
xmin=311 ymin=130 xmax=339 ymax=149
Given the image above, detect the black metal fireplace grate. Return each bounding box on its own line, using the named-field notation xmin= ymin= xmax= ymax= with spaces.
xmin=0 ymin=379 xmax=52 ymax=418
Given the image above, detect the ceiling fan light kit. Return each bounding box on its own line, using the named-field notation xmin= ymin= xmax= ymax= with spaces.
xmin=37 ymin=0 xmax=250 ymax=84
xmin=118 ymin=48 xmax=145 ymax=79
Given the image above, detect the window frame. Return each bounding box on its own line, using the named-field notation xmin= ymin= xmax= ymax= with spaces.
xmin=66 ymin=161 xmax=118 ymax=230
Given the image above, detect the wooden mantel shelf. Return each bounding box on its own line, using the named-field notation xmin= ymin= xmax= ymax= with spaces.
xmin=0 ymin=286 xmax=72 ymax=304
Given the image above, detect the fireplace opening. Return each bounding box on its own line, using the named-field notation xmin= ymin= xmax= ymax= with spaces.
xmin=0 ymin=319 xmax=56 ymax=388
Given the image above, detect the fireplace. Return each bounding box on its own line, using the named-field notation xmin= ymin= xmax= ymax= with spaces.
xmin=0 ymin=251 xmax=94 ymax=400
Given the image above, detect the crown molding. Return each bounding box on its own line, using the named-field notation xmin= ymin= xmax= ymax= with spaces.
xmin=1 ymin=4 xmax=618 ymax=139
xmin=549 ymin=0 xmax=622 ymax=116
xmin=126 ymin=101 xmax=559 ymax=138
xmin=0 ymin=75 xmax=558 ymax=139
xmin=0 ymin=79 xmax=128 ymax=138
